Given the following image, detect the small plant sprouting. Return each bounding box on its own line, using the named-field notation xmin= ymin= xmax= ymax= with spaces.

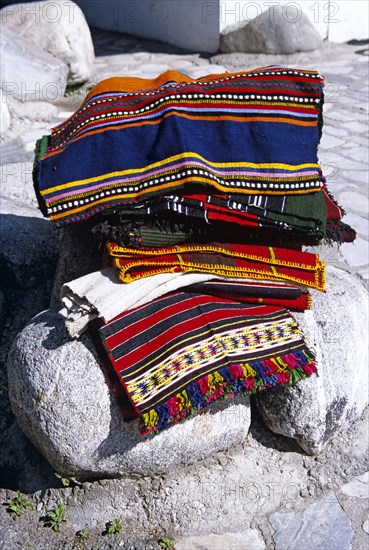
xmin=76 ymin=528 xmax=91 ymax=540
xmin=46 ymin=503 xmax=68 ymax=532
xmin=104 ymin=518 xmax=123 ymax=536
xmin=5 ymin=491 xmax=33 ymax=519
xmin=158 ymin=537 xmax=177 ymax=549
xmin=54 ymin=472 xmax=70 ymax=487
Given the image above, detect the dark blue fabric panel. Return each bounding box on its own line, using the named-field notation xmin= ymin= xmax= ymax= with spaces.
xmin=38 ymin=117 xmax=319 ymax=191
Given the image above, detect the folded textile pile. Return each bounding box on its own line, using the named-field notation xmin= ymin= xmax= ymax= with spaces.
xmin=33 ymin=68 xmax=355 ymax=436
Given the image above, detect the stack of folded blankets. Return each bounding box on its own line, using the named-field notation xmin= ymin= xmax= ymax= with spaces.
xmin=33 ymin=68 xmax=355 ymax=436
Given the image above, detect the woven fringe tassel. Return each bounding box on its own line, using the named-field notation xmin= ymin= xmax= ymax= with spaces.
xmin=140 ymin=347 xmax=317 ymax=435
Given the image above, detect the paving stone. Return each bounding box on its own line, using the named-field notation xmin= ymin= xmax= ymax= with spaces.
xmin=320 ymin=133 xmax=346 ymax=149
xmin=324 ymin=126 xmax=348 ymax=137
xmin=0 ymin=89 xmax=10 ymax=134
xmin=340 ymin=471 xmax=369 ymax=499
xmin=186 ymin=65 xmax=228 ymax=79
xmin=339 ymin=238 xmax=369 ymax=268
xmin=0 ymin=162 xmax=38 ymax=207
xmin=357 ymin=266 xmax=369 ymax=282
xmin=343 ymin=146 xmax=369 ymax=164
xmin=342 ymin=212 xmax=369 ymax=239
xmin=269 ymin=493 xmax=354 ymax=550
xmin=343 ymin=135 xmax=369 ymax=148
xmin=319 ymin=151 xmax=364 ymax=172
xmin=321 ymin=66 xmax=354 ymax=75
xmin=341 ymin=120 xmax=368 ymax=134
xmin=175 ymin=530 xmax=266 ymax=550
xmin=340 ymin=169 xmax=369 ymax=185
xmin=326 ymin=109 xmax=357 ymax=122
xmin=0 ymin=140 xmax=34 ymax=164
xmin=341 ymin=141 xmax=365 ymax=150
xmin=21 ymin=128 xmax=48 ymax=148
xmin=135 ymin=63 xmax=170 ymax=73
xmin=24 ymin=140 xmax=39 ymax=152
xmin=338 ymin=191 xmax=369 ymax=215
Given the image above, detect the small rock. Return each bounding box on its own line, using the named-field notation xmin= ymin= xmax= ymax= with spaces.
xmin=363 ymin=517 xmax=369 ymax=534
xmin=220 ymin=6 xmax=323 ymax=54
xmin=0 ymin=88 xmax=10 ymax=133
xmin=7 ymin=307 xmax=251 ymax=479
xmin=257 ymin=267 xmax=369 ymax=454
xmin=0 ymin=24 xmax=68 ymax=102
xmin=269 ymin=493 xmax=353 ymax=549
xmin=340 ymin=471 xmax=369 ymax=499
xmin=1 ymin=0 xmax=95 ymax=85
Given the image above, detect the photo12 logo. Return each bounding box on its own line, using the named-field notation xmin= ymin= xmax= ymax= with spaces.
xmin=1 ymin=1 xmax=76 ymax=24
xmin=202 ymin=1 xmax=340 ymax=25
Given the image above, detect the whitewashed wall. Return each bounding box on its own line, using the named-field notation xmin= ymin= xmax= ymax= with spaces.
xmin=74 ymin=0 xmax=220 ymax=52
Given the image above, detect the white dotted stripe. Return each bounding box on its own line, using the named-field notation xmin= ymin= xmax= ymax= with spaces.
xmin=52 ymin=95 xmax=320 ymax=145
xmin=52 ymin=68 xmax=323 ymax=136
xmin=54 ymin=89 xmax=320 ymax=136
xmin=46 ymin=171 xmax=324 ymax=213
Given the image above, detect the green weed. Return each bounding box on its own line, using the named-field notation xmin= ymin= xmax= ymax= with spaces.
xmin=54 ymin=472 xmax=70 ymax=487
xmin=158 ymin=537 xmax=177 ymax=549
xmin=46 ymin=503 xmax=68 ymax=532
xmin=104 ymin=518 xmax=123 ymax=536
xmin=76 ymin=528 xmax=91 ymax=540
xmin=5 ymin=491 xmax=33 ymax=519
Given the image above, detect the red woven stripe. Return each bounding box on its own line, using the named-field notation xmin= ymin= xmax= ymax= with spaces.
xmin=111 ymin=302 xmax=276 ymax=372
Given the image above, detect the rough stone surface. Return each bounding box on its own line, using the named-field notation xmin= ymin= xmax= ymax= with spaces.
xmin=1 ymin=0 xmax=95 ymax=85
xmin=269 ymin=493 xmax=353 ymax=550
xmin=257 ymin=266 xmax=369 ymax=454
xmin=220 ymin=6 xmax=323 ymax=54
xmin=0 ymin=491 xmax=161 ymax=550
xmin=50 ymin=218 xmax=103 ymax=304
xmin=175 ymin=531 xmax=266 ymax=549
xmin=0 ymin=162 xmax=39 ymax=207
xmin=7 ymin=307 xmax=251 ymax=479
xmin=340 ymin=471 xmax=369 ymax=499
xmin=0 ymin=281 xmax=58 ymax=493
xmin=27 ymin=404 xmax=368 ymax=539
xmin=0 ymin=163 xmax=59 ymax=288
xmin=0 ymin=24 xmax=68 ymax=102
xmin=5 ymin=95 xmax=58 ymax=122
xmin=0 ymin=88 xmax=10 ymax=133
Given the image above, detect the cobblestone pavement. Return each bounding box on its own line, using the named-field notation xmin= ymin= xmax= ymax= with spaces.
xmin=1 ymin=28 xmax=368 ymax=550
